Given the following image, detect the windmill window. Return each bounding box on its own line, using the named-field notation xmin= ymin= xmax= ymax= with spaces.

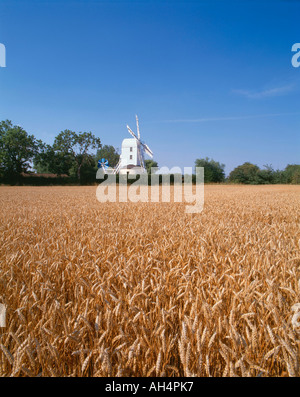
xmin=130 ymin=155 xmax=133 ymax=159
xmin=130 ymin=147 xmax=133 ymax=152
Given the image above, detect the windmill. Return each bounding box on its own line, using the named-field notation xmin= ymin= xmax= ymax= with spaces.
xmin=114 ymin=115 xmax=153 ymax=174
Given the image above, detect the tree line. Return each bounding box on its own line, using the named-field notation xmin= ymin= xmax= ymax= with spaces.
xmin=0 ymin=120 xmax=299 ymax=185
xmin=0 ymin=120 xmax=156 ymax=184
xmin=195 ymin=158 xmax=300 ymax=184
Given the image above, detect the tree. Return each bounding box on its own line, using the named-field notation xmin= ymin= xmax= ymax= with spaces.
xmin=33 ymin=143 xmax=75 ymax=176
xmin=0 ymin=120 xmax=40 ymax=181
xmin=228 ymin=162 xmax=260 ymax=184
xmin=272 ymin=169 xmax=286 ymax=184
xmin=52 ymin=130 xmax=101 ymax=182
xmin=96 ymin=145 xmax=120 ymax=168
xmin=283 ymin=164 xmax=300 ymax=184
xmin=194 ymin=157 xmax=225 ymax=183
xmin=255 ymin=164 xmax=276 ymax=184
xmin=145 ymin=159 xmax=158 ymax=174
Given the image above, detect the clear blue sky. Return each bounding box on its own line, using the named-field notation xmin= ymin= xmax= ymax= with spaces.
xmin=0 ymin=0 xmax=299 ymax=175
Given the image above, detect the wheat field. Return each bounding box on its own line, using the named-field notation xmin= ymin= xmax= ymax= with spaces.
xmin=0 ymin=185 xmax=299 ymax=377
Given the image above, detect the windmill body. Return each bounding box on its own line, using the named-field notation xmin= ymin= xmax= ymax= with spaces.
xmin=119 ymin=138 xmax=141 ymax=170
xmin=114 ymin=115 xmax=153 ymax=175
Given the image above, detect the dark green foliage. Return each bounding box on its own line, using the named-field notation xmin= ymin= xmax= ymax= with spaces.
xmin=228 ymin=162 xmax=300 ymax=185
xmin=0 ymin=120 xmax=40 ymax=182
xmin=34 ymin=130 xmax=101 ymax=182
xmin=96 ymin=145 xmax=120 ymax=168
xmin=228 ymin=162 xmax=260 ymax=184
xmin=195 ymin=157 xmax=225 ymax=183
xmin=144 ymin=159 xmax=158 ymax=174
xmin=34 ymin=143 xmax=75 ymax=176
xmin=283 ymin=164 xmax=300 ymax=184
xmin=52 ymin=130 xmax=101 ymax=181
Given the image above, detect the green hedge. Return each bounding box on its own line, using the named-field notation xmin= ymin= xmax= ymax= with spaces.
xmin=0 ymin=173 xmax=200 ymax=186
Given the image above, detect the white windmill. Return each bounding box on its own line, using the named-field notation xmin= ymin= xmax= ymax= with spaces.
xmin=114 ymin=115 xmax=153 ymax=175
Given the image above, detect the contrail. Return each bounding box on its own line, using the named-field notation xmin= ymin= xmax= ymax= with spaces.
xmin=161 ymin=112 xmax=300 ymax=123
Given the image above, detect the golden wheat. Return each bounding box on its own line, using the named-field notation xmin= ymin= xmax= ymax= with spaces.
xmin=0 ymin=184 xmax=299 ymax=376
